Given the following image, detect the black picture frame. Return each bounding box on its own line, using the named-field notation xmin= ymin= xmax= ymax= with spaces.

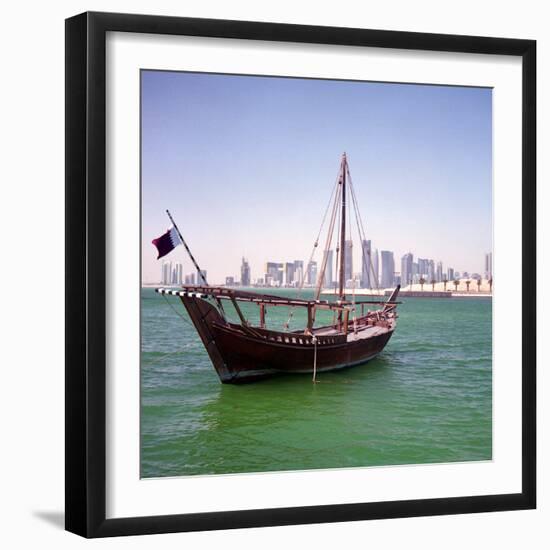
xmin=65 ymin=11 xmax=536 ymax=538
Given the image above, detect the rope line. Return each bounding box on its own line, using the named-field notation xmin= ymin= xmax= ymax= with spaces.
xmin=143 ymin=293 xmax=196 ymax=368
xmin=346 ymin=163 xmax=381 ymax=294
xmin=314 ymin=180 xmax=342 ymax=301
xmin=161 ymin=292 xmax=194 ymax=328
xmin=312 ymin=335 xmax=318 ymax=382
xmin=283 ymin=168 xmax=341 ymax=330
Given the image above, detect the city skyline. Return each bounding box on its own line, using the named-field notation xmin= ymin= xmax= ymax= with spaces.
xmin=142 ymin=71 xmax=492 ymax=284
xmin=156 ymin=248 xmax=492 ymax=288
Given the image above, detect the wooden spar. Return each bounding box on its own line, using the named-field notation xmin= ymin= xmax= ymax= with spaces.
xmin=166 ymin=209 xmax=207 ymax=286
xmin=337 ymin=153 xmax=347 ymax=326
xmin=259 ymin=304 xmax=266 ymax=328
xmin=230 ymin=297 xmax=248 ymax=326
xmin=343 ymin=309 xmax=350 ymax=335
xmin=177 ymin=285 xmax=325 ymax=306
xmin=173 ymin=284 xmax=400 ymax=308
xmin=338 ymin=154 xmax=347 ymax=301
xmin=307 ymin=305 xmax=314 ymax=333
xmin=165 ymin=209 xmax=226 ymax=318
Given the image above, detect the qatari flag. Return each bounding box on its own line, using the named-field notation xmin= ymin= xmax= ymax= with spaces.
xmin=152 ymin=226 xmax=182 ymax=259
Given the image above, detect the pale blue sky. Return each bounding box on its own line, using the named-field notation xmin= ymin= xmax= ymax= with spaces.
xmin=141 ymin=70 xmax=492 ymax=284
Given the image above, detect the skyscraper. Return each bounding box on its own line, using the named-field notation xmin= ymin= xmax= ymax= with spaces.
xmin=161 ymin=261 xmax=172 ymax=285
xmin=380 ymin=250 xmax=395 ymax=288
xmin=172 ymin=262 xmax=183 ymax=285
xmin=293 ymin=260 xmax=304 ymax=287
xmin=436 ymin=261 xmax=443 ymax=283
xmin=428 ymin=259 xmax=435 ymax=282
xmin=306 ymin=261 xmax=318 ymax=286
xmin=344 ymin=240 xmax=353 ymax=283
xmin=323 ymin=249 xmax=334 ymax=288
xmin=361 ymin=239 xmax=371 ymax=288
xmin=418 ymin=258 xmax=429 ymax=278
xmin=447 ymin=267 xmax=454 ymax=281
xmin=412 ymin=261 xmax=419 ymax=283
xmin=372 ymin=248 xmax=379 ymax=288
xmin=240 ymin=257 xmax=251 ymax=287
xmin=265 ymin=262 xmax=284 ymax=286
xmin=197 ymin=270 xmax=207 ymax=285
xmin=284 ymin=262 xmax=295 ymax=286
xmin=401 ymin=253 xmax=413 ymax=287
xmin=185 ymin=273 xmax=195 ymax=285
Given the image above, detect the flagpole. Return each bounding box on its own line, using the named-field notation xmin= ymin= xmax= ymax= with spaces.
xmin=165 ymin=209 xmax=209 ymax=287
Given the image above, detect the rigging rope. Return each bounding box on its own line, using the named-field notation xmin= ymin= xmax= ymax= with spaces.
xmin=283 ymin=169 xmax=341 ymax=331
xmin=314 ymin=180 xmax=342 ymax=301
xmin=334 ymin=186 xmax=341 ymax=296
xmin=331 ymin=190 xmax=342 ymax=328
xmin=312 ymin=335 xmax=318 ymax=383
xmin=282 ymin=155 xmax=381 ymax=334
xmin=147 ymin=292 xmax=198 ymax=368
xmin=352 ymin=277 xmax=357 ymax=333
xmin=161 ymin=292 xmax=195 ymax=328
xmin=346 ymin=163 xmax=381 ymax=294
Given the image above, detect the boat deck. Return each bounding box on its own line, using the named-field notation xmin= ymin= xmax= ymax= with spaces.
xmin=347 ymin=324 xmax=392 ymax=341
xmin=313 ymin=322 xmax=394 ymax=340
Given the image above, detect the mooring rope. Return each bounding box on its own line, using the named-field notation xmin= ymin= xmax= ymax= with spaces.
xmin=160 ymin=292 xmax=194 ymax=328
xmin=352 ymin=277 xmax=357 ymax=334
xmin=312 ymin=335 xmax=318 ymax=383
xmin=142 ymin=293 xmax=196 ymax=368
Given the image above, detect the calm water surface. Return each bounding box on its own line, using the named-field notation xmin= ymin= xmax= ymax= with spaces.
xmin=141 ymin=287 xmax=492 ymax=477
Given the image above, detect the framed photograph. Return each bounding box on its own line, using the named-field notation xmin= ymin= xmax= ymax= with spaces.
xmin=65 ymin=11 xmax=536 ymax=537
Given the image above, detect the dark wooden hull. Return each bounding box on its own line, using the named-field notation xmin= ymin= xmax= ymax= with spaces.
xmin=212 ymin=323 xmax=393 ymax=383
xmin=179 ymin=294 xmax=395 ymax=383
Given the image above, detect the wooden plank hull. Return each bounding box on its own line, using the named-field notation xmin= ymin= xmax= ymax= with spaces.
xmin=212 ymin=323 xmax=394 ymax=383
xmin=179 ymin=295 xmax=395 ymax=383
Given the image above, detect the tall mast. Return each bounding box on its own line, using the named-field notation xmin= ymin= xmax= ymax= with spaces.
xmin=338 ymin=153 xmax=347 ymax=301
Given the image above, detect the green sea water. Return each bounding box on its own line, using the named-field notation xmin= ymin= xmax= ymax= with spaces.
xmin=141 ymin=287 xmax=492 ymax=478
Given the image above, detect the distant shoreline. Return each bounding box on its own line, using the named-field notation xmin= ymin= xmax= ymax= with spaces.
xmin=141 ymin=283 xmax=492 ymax=298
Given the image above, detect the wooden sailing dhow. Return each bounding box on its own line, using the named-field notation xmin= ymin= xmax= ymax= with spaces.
xmin=154 ymin=153 xmax=400 ymax=383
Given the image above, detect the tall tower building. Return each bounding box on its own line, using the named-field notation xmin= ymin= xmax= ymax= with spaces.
xmin=361 ymin=239 xmax=372 ymax=288
xmin=162 ymin=261 xmax=172 ymax=285
xmin=401 ymin=253 xmax=413 ymax=287
xmin=380 ymin=251 xmax=395 ymax=288
xmin=436 ymin=261 xmax=443 ymax=283
xmin=172 ymin=262 xmax=183 ymax=285
xmin=306 ymin=261 xmax=318 ymax=286
xmin=284 ymin=262 xmax=295 ymax=286
xmin=418 ymin=258 xmax=429 ymax=279
xmin=412 ymin=261 xmax=419 ymax=283
xmin=240 ymin=257 xmax=251 ymax=287
xmin=344 ymin=240 xmax=353 ymax=284
xmin=197 ymin=269 xmax=207 ymax=285
xmin=293 ymin=260 xmax=304 ymax=287
xmin=372 ymin=248 xmax=379 ymax=288
xmin=428 ymin=259 xmax=435 ymax=282
xmin=323 ymin=249 xmax=334 ymax=288
xmin=265 ymin=262 xmax=284 ymax=286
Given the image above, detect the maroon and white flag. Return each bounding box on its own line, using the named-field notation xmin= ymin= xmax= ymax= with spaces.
xmin=152 ymin=226 xmax=182 ymax=259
